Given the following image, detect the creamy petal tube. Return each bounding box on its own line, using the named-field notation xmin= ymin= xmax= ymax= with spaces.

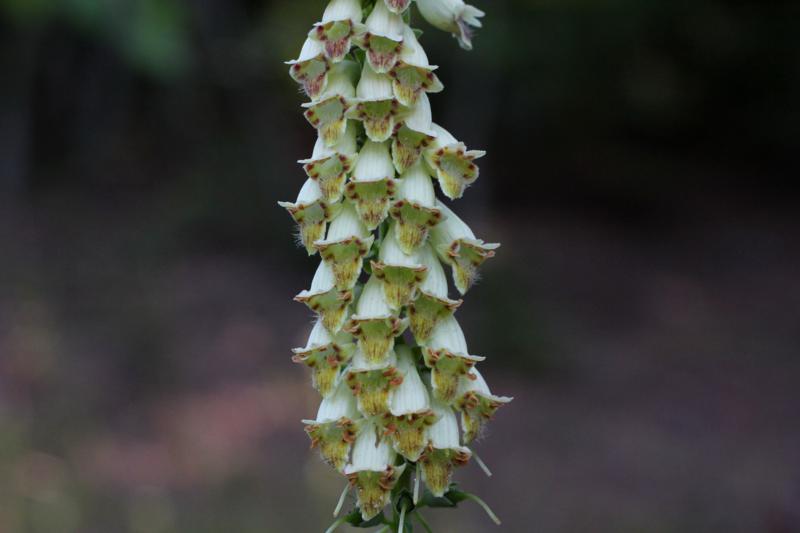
xmin=285 ymin=1 xmax=510 ymax=526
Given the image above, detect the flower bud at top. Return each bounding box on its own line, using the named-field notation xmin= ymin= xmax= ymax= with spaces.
xmin=416 ymin=0 xmax=485 ymax=51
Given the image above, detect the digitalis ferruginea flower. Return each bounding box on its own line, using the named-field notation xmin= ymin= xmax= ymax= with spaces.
xmin=303 ymin=380 xmax=361 ymax=471
xmin=292 ymin=319 xmax=354 ymax=398
xmin=314 ymin=201 xmax=374 ymax=291
xmin=309 ymin=0 xmax=362 ymax=63
xmin=286 ymin=2 xmax=507 ymax=527
xmin=344 ymin=422 xmax=406 ymax=520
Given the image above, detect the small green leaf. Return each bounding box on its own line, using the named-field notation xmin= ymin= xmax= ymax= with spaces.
xmin=344 ymin=508 xmax=388 ymax=528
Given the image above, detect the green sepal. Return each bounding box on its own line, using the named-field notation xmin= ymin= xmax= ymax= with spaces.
xmin=344 ymin=509 xmax=387 ymax=528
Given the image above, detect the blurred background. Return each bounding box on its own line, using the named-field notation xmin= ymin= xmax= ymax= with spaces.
xmin=1 ymin=0 xmax=799 ymax=531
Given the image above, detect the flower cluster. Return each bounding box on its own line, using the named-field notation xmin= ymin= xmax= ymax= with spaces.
xmin=282 ymin=0 xmax=509 ymax=529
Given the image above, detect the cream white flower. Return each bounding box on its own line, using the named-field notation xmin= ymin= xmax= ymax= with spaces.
xmin=418 ymin=399 xmax=471 ymax=496
xmin=424 ymin=123 xmax=486 ymax=200
xmin=389 ymin=161 xmax=443 ymax=253
xmin=383 ymin=0 xmax=412 ymax=15
xmin=380 ymin=346 xmax=436 ymax=461
xmin=347 ymin=64 xmax=405 ymax=143
xmin=421 ymin=314 xmax=484 ymax=403
xmin=294 ymin=260 xmax=353 ymax=334
xmin=298 ymin=121 xmax=358 ymax=204
xmin=345 ymin=347 xmax=404 ymax=417
xmin=278 ymin=178 xmax=335 ymax=255
xmin=309 ymin=0 xmax=362 ymax=63
xmin=292 ymin=319 xmax=355 ymax=398
xmin=344 ymin=276 xmax=407 ymax=366
xmin=416 ymin=0 xmax=485 ymax=50
xmin=429 ymin=200 xmax=499 ymax=294
xmin=391 ymin=92 xmax=437 ymax=174
xmin=408 ymin=244 xmax=462 ymax=344
xmin=344 ymin=422 xmax=407 ymax=520
xmin=286 ymin=37 xmax=329 ymax=99
xmin=303 ymin=380 xmax=361 ymax=471
xmin=455 ymin=367 xmax=512 ymax=443
xmin=314 ymin=201 xmax=374 ymax=291
xmin=370 ymin=223 xmax=428 ymax=309
xmin=345 ymin=140 xmax=396 ymax=229
xmin=302 ymin=61 xmax=357 ymax=147
xmin=353 ymin=0 xmax=405 ymax=73
xmin=388 ymin=25 xmax=444 ymax=107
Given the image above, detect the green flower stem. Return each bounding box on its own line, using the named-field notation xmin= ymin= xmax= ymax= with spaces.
xmin=333 ymin=482 xmax=350 ymax=517
xmin=473 ymin=452 xmax=493 ymax=477
xmin=463 ymin=493 xmax=501 ymax=526
xmin=325 ymin=515 xmax=348 ymax=533
xmin=414 ymin=511 xmax=433 ymax=533
xmin=398 ymin=502 xmax=407 ymax=532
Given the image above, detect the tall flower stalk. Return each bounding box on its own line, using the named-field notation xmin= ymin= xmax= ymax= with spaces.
xmin=283 ymin=1 xmax=510 ymax=530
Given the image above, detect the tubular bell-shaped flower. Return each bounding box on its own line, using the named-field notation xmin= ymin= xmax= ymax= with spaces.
xmin=456 ymin=367 xmax=513 ymax=443
xmin=294 ymin=260 xmax=353 ymax=334
xmin=430 ymin=200 xmax=499 ymax=294
xmin=344 ymin=422 xmax=407 ymax=521
xmin=315 ymin=201 xmax=374 ymax=290
xmin=353 ymin=0 xmax=405 ymax=73
xmin=383 ymin=0 xmax=412 ymax=15
xmin=298 ymin=121 xmax=357 ymax=204
xmin=344 ymin=276 xmax=407 ymax=366
xmin=424 ymin=123 xmax=486 ymax=200
xmin=388 ymin=25 xmax=444 ymax=107
xmin=348 ymin=64 xmax=405 ymax=143
xmin=292 ymin=319 xmax=355 ymax=398
xmin=345 ymin=139 xmax=396 ymax=229
xmin=309 ymin=0 xmax=362 ymax=63
xmin=278 ymin=178 xmax=335 ymax=255
xmin=286 ymin=37 xmax=329 ymax=99
xmin=346 ymin=348 xmax=403 ymax=416
xmin=419 ymin=399 xmax=472 ymax=496
xmin=303 ymin=380 xmax=361 ymax=471
xmin=302 ymin=60 xmax=357 ymax=147
xmin=391 ymin=92 xmax=437 ymax=174
xmin=416 ymin=0 xmax=485 ymax=51
xmin=408 ymin=244 xmax=462 ymax=344
xmin=371 ymin=223 xmax=428 ymax=309
xmin=381 ymin=346 xmax=436 ymax=461
xmin=389 ymin=161 xmax=443 ymax=253
xmin=422 ymin=314 xmax=484 ymax=403
xmin=286 ymin=2 xmax=507 ymax=527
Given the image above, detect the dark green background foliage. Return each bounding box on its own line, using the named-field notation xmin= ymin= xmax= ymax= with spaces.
xmin=1 ymin=1 xmax=798 ymax=532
